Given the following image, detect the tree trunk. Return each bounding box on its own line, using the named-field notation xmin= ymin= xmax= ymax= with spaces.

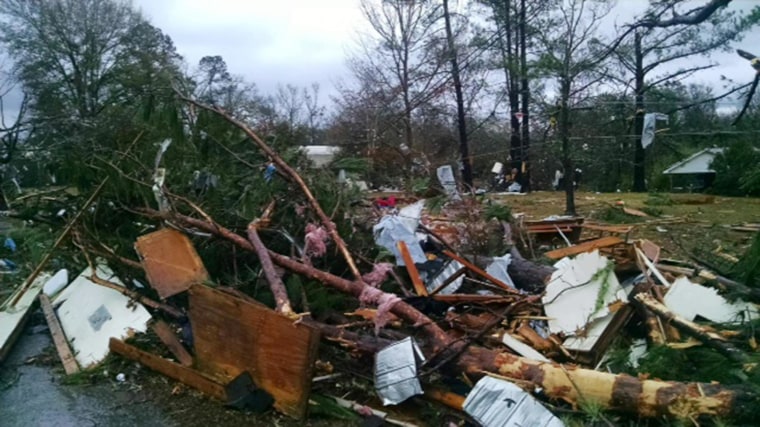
xmin=456 ymin=346 xmax=758 ymax=420
xmin=504 ymin=0 xmax=522 ymax=180
xmin=519 ymin=0 xmax=530 ymax=192
xmin=508 ymin=247 xmax=554 ymax=292
xmin=443 ymin=0 xmax=473 ymax=189
xmin=633 ymin=30 xmax=647 ymax=192
xmin=558 ymin=78 xmax=576 ymax=216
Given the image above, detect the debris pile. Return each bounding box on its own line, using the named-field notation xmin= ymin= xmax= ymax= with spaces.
xmin=3 ymin=97 xmax=760 ymax=426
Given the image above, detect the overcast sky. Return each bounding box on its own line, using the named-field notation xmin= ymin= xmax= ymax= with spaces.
xmin=2 ymin=0 xmax=760 ymax=120
xmin=134 ymin=0 xmax=365 ymax=105
xmin=133 ymin=0 xmax=760 ymax=110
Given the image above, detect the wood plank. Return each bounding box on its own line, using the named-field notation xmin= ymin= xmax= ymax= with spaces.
xmin=189 ymin=285 xmax=320 ymax=419
xmin=442 ymin=250 xmax=519 ymax=294
xmin=134 ymin=228 xmax=209 ymax=299
xmin=39 ymin=294 xmax=79 ymax=375
xmin=544 ymin=236 xmax=624 ymax=260
xmin=109 ymin=338 xmax=227 ymax=401
xmin=152 ymin=320 xmax=193 ymax=367
xmin=396 ymin=241 xmax=428 ymax=296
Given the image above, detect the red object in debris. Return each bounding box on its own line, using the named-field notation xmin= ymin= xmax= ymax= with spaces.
xmin=375 ymin=195 xmax=397 ymax=208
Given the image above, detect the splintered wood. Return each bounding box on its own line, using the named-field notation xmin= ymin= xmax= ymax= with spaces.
xmin=189 ymin=285 xmax=320 ymax=419
xmin=135 ymin=228 xmax=209 ymax=299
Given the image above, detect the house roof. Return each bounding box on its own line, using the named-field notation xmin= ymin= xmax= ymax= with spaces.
xmin=662 ymin=148 xmax=724 ymax=175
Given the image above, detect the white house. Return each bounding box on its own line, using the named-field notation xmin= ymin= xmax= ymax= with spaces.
xmin=662 ymin=147 xmax=724 ymax=191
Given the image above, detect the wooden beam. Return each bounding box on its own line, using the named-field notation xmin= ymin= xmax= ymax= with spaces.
xmin=397 ymin=241 xmax=428 ymax=296
xmin=442 ymin=250 xmax=520 ymax=294
xmin=39 ymin=294 xmax=79 ymax=375
xmin=544 ymin=236 xmax=624 ymax=260
xmin=151 ymin=320 xmax=193 ymax=367
xmin=109 ymin=338 xmax=227 ymax=401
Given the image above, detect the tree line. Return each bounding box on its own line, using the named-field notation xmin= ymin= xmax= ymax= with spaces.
xmin=1 ymin=0 xmax=759 ymax=216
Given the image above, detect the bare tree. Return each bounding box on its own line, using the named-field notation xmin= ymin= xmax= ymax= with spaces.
xmin=353 ymin=0 xmax=445 ymax=152
xmin=537 ymin=0 xmax=613 ymax=215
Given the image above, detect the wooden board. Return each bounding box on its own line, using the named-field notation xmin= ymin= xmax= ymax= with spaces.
xmin=134 ymin=228 xmax=209 ymax=299
xmin=39 ymin=294 xmax=79 ymax=375
xmin=544 ymin=236 xmax=624 ymax=260
xmin=189 ymin=285 xmax=320 ymax=419
xmin=397 ymin=241 xmax=428 ymax=296
xmin=109 ymin=338 xmax=227 ymax=401
xmin=152 ymin=320 xmax=193 ymax=367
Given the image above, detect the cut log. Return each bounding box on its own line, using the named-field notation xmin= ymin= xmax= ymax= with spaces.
xmin=39 ymin=294 xmax=79 ymax=375
xmin=635 ymin=293 xmax=748 ymax=363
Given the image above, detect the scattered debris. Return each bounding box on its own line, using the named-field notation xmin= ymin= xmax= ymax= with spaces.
xmin=0 ymin=272 xmax=53 ymax=362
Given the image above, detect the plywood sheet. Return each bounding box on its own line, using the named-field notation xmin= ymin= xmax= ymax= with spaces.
xmin=189 ymin=285 xmax=320 ymax=419
xmin=135 ymin=228 xmax=209 ymax=299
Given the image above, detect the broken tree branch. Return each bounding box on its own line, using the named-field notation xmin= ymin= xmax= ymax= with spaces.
xmin=637 ymin=0 xmax=732 ymax=28
xmin=247 ymin=220 xmax=294 ymax=315
xmin=635 ymin=293 xmax=749 ymax=363
xmin=175 ymin=92 xmax=363 ymax=282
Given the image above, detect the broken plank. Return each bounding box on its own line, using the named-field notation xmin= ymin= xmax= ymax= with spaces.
xmin=623 ymin=207 xmax=649 ymax=217
xmin=109 ymin=338 xmax=227 ymax=401
xmin=544 ymin=236 xmax=623 ymax=260
xmin=189 ymin=284 xmax=319 ymax=419
xmin=397 ymin=241 xmax=428 ymax=296
xmin=39 ymin=294 xmax=79 ymax=375
xmin=135 ymin=228 xmax=210 ymax=299
xmin=442 ymin=250 xmax=519 ymax=294
xmin=152 ymin=320 xmax=193 ymax=367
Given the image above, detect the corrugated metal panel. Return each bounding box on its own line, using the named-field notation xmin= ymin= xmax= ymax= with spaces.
xmin=463 ymin=376 xmax=564 ymax=427
xmin=374 ymin=337 xmax=425 ymax=405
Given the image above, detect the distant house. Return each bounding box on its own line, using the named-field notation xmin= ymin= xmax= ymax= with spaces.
xmin=300 ymin=145 xmax=341 ymax=168
xmin=662 ymin=147 xmax=724 ymax=192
